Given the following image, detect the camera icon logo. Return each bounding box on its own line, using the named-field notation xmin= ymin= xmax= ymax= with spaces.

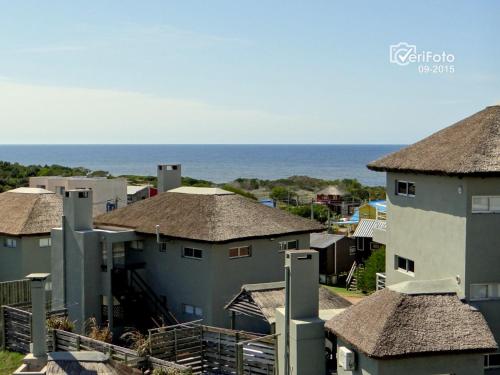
xmin=389 ymin=42 xmax=417 ymax=66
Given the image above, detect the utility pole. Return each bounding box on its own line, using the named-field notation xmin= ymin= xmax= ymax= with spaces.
xmin=310 ymin=199 xmax=314 ymax=220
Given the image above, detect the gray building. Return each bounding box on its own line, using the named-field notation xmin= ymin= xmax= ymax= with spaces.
xmin=51 ymin=185 xmax=323 ymax=332
xmin=0 ymin=188 xmax=62 ymax=282
xmin=367 ymin=104 xmax=500 ymax=372
xmin=326 ymin=279 xmax=497 ymax=375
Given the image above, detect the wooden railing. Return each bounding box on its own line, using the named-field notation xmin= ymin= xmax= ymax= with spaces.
xmin=52 ymin=329 xmax=191 ymax=372
xmin=346 ymin=261 xmax=357 ymax=290
xmin=148 ymin=322 xmax=277 ymax=375
xmin=1 ymin=304 xmax=66 ymax=353
xmin=376 ymin=272 xmax=386 ymax=290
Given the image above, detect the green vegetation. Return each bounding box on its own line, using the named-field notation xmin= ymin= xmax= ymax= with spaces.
xmin=220 ymin=184 xmax=257 ymax=200
xmin=233 ymin=176 xmax=385 ymax=201
xmin=322 ymin=285 xmax=365 ymax=298
xmin=0 ymin=161 xmax=92 ymax=192
xmin=356 ymin=248 xmax=386 ymax=293
xmin=0 ymin=351 xmax=24 ymax=375
xmin=287 ymin=204 xmax=331 ymax=223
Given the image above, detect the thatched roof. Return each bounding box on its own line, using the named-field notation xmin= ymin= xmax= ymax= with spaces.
xmin=325 ymin=286 xmax=497 ymax=359
xmin=368 ymin=105 xmax=500 ymax=176
xmin=225 ymin=282 xmax=351 ymax=324
xmin=317 ymin=185 xmax=347 ymax=196
xmin=0 ymin=188 xmax=62 ymax=236
xmin=95 ymin=187 xmax=324 ymax=242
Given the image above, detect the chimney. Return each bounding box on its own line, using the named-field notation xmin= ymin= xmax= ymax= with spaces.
xmin=26 ymin=273 xmax=50 ymax=358
xmin=63 ymin=189 xmax=93 ymax=231
xmin=157 ymin=164 xmax=182 ymax=193
xmin=276 ymin=250 xmax=325 ymax=375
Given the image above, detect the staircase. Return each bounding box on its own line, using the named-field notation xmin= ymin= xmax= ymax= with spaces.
xmin=112 ymin=268 xmax=178 ymax=329
xmin=346 ymin=261 xmax=364 ymax=292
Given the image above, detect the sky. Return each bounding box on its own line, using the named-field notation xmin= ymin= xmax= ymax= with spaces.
xmin=0 ymin=1 xmax=498 ymax=144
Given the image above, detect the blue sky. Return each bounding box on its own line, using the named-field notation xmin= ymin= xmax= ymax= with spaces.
xmin=0 ymin=1 xmax=498 ymax=144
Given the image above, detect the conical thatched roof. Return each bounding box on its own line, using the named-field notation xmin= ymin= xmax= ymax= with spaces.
xmin=368 ymin=105 xmax=500 ymax=176
xmin=0 ymin=188 xmax=62 ymax=236
xmin=325 ymin=287 xmax=497 ymax=359
xmin=94 ymin=187 xmax=324 ymax=242
xmin=317 ymin=185 xmax=347 ymax=196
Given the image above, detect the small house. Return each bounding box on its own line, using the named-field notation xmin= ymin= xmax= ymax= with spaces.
xmin=310 ymin=233 xmax=355 ymax=283
xmin=224 ymin=281 xmax=351 ymax=333
xmin=326 ymin=279 xmax=497 ymax=375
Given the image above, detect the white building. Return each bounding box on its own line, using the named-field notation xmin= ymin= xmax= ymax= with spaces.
xmin=29 ymin=176 xmax=127 ymax=216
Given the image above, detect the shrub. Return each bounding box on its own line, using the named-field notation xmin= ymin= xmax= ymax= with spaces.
xmin=120 ymin=330 xmax=150 ymax=356
xmin=46 ymin=316 xmax=75 ymax=332
xmin=85 ymin=317 xmax=112 ymax=343
xmin=356 ymin=248 xmax=386 ymax=293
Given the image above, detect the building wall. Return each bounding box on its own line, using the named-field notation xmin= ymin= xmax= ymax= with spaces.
xmin=464 ymin=177 xmax=500 ymax=345
xmin=336 ymin=339 xmax=484 ymax=375
xmin=0 ymin=235 xmax=52 ymax=282
xmin=30 ymin=176 xmax=127 ymax=215
xmin=384 ymin=172 xmax=467 ymax=296
xmin=128 ymin=233 xmax=310 ymax=328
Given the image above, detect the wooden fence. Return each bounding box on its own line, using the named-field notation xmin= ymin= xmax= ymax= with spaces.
xmin=1 ymin=304 xmax=67 ymax=353
xmin=52 ymin=329 xmax=191 ymax=373
xmin=148 ymin=322 xmax=277 ymax=374
xmin=0 ymin=279 xmax=31 ymax=306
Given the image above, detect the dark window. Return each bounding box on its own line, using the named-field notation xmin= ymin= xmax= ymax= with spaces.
xmin=397 ymin=256 xmax=406 ymax=270
xmin=407 ymin=182 xmax=416 ymax=196
xmin=396 ymin=180 xmax=416 ymax=197
xmin=396 ymin=181 xmax=407 ymax=195
xmin=183 ymin=247 xmax=202 ymax=259
xmin=408 ymin=260 xmax=415 ymax=272
xmin=229 ymin=246 xmax=251 ymax=258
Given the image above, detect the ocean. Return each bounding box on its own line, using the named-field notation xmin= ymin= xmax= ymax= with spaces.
xmin=0 ymin=144 xmax=402 ymax=186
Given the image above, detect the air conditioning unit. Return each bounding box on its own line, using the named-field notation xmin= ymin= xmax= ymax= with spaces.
xmin=338 ymin=346 xmax=355 ymax=370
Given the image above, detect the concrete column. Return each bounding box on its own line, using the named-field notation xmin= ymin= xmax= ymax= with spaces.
xmin=276 ymin=250 xmax=325 ymax=375
xmin=157 ymin=164 xmax=182 ymax=192
xmin=26 ymin=273 xmax=50 ymax=358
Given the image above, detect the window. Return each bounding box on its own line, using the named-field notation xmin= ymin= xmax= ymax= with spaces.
xmin=56 ymin=186 xmax=65 ymax=195
xmin=39 ymin=238 xmax=51 ymax=248
xmin=4 ymin=238 xmax=17 ymax=248
xmin=279 ymin=240 xmax=298 ymax=251
xmin=472 ymin=196 xmax=500 ymax=213
xmin=485 ymin=353 xmax=500 ymax=369
xmin=470 ymin=283 xmax=500 ymax=301
xmin=229 ymin=246 xmax=251 ymax=258
xmin=395 ymin=255 xmax=415 ymax=274
xmin=36 ymin=184 xmax=46 ymax=189
xmin=357 ymin=237 xmax=364 ymax=251
xmin=183 ymin=247 xmax=203 ymax=259
xmin=129 ymin=240 xmax=144 ymax=251
xmin=395 ymin=180 xmax=416 ymax=197
xmin=78 ymin=191 xmax=89 ymax=198
xmin=159 ymin=242 xmax=167 ymax=252
xmin=183 ymin=304 xmax=203 ymax=317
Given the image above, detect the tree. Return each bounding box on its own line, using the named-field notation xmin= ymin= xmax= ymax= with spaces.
xmin=357 ymin=248 xmax=385 ymax=293
xmin=270 ymin=186 xmax=290 ymax=201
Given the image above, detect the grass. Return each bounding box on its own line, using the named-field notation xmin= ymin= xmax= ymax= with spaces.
xmin=0 ymin=351 xmax=24 ymax=375
xmin=322 ymin=285 xmax=366 ymax=298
